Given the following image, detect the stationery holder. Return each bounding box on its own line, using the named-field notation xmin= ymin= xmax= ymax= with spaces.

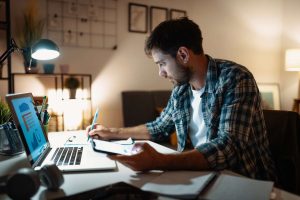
xmin=0 ymin=122 xmax=24 ymax=156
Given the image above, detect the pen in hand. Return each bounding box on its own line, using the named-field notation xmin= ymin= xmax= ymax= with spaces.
xmin=88 ymin=107 xmax=99 ymax=141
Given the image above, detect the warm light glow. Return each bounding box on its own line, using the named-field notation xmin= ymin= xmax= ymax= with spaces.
xmin=31 ymin=49 xmax=60 ymax=60
xmin=47 ymin=89 xmax=89 ymax=130
xmin=63 ymin=99 xmax=84 ymax=130
xmin=75 ymin=88 xmax=89 ymax=99
xmin=285 ymin=49 xmax=300 ymax=71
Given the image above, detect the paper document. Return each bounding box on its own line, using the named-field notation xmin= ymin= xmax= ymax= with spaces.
xmin=203 ymin=174 xmax=274 ymax=200
xmin=141 ymin=171 xmax=217 ymax=199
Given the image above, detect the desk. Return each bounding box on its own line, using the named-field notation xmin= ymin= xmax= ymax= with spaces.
xmin=0 ymin=131 xmax=300 ymax=200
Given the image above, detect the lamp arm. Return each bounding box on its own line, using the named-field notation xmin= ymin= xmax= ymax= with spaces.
xmin=0 ymin=39 xmax=21 ymax=64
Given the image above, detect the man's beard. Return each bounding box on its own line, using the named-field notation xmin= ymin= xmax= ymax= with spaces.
xmin=172 ymin=63 xmax=192 ymax=86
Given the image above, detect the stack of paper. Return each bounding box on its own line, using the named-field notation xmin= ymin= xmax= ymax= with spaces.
xmin=203 ymin=174 xmax=274 ymax=200
xmin=141 ymin=171 xmax=217 ymax=199
xmin=140 ymin=171 xmax=274 ymax=200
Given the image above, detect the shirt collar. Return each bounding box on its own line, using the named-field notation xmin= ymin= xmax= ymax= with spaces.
xmin=204 ymin=55 xmax=219 ymax=93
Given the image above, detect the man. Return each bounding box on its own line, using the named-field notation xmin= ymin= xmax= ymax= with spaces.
xmin=87 ymin=17 xmax=276 ymax=181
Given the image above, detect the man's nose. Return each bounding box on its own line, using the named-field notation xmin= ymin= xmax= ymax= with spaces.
xmin=159 ymin=68 xmax=167 ymax=78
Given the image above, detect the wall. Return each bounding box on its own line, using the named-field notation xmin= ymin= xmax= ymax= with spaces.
xmin=3 ymin=0 xmax=300 ymax=127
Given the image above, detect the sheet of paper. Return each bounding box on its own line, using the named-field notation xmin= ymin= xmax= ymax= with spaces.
xmin=141 ymin=171 xmax=216 ymax=199
xmin=203 ymin=174 xmax=274 ymax=200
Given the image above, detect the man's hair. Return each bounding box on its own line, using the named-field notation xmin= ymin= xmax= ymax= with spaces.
xmin=145 ymin=17 xmax=203 ymax=58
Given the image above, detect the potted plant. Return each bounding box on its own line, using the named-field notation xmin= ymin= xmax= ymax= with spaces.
xmin=64 ymin=76 xmax=80 ymax=99
xmin=0 ymin=100 xmax=11 ymax=125
xmin=16 ymin=0 xmax=44 ymax=73
xmin=0 ymin=100 xmax=24 ymax=155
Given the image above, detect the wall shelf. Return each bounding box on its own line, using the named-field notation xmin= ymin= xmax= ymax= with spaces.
xmin=11 ymin=73 xmax=93 ymax=131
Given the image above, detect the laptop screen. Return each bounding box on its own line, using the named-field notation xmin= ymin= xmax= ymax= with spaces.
xmin=7 ymin=93 xmax=48 ymax=163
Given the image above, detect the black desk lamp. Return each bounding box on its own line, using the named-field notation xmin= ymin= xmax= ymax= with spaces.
xmin=0 ymin=38 xmax=60 ymax=65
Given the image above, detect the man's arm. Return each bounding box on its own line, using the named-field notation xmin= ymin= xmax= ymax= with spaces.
xmin=88 ymin=124 xmax=151 ymax=140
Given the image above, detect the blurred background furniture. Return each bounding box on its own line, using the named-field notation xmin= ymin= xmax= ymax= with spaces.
xmin=263 ymin=110 xmax=300 ymax=195
xmin=122 ymin=91 xmax=171 ymax=127
xmin=292 ymin=98 xmax=300 ymax=114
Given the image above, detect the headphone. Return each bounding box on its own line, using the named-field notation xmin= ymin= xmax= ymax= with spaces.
xmin=0 ymin=164 xmax=64 ymax=199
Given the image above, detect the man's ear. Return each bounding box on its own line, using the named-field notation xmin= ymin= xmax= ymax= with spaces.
xmin=176 ymin=47 xmax=189 ymax=65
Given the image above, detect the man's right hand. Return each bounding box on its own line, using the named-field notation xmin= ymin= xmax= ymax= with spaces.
xmin=86 ymin=124 xmax=120 ymax=140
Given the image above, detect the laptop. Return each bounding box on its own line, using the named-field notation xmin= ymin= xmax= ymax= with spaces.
xmin=6 ymin=93 xmax=117 ymax=172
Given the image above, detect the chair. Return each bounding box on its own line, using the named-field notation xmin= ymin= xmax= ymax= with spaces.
xmin=122 ymin=91 xmax=171 ymax=127
xmin=263 ymin=110 xmax=300 ymax=195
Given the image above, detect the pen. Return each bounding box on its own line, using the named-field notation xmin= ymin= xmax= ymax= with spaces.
xmin=39 ymin=96 xmax=47 ymax=117
xmin=88 ymin=107 xmax=99 ymax=141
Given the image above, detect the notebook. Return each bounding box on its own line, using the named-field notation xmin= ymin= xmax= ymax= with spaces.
xmin=6 ymin=93 xmax=117 ymax=172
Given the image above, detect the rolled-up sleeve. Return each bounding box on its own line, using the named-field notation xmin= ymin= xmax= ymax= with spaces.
xmin=146 ymin=95 xmax=176 ymax=141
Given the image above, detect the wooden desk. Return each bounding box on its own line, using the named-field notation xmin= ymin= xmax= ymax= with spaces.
xmin=292 ymin=98 xmax=300 ymax=114
xmin=0 ymin=131 xmax=300 ymax=200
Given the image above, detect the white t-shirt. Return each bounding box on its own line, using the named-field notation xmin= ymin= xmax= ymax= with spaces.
xmin=189 ymin=87 xmax=208 ymax=147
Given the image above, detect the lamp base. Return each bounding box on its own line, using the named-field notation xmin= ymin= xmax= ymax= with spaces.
xmin=25 ymin=66 xmax=39 ymax=74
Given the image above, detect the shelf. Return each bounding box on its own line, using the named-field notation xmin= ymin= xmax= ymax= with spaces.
xmin=11 ymin=72 xmax=92 ymax=76
xmin=11 ymin=73 xmax=93 ymax=131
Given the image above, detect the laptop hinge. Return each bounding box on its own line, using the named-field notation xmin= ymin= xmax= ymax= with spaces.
xmin=33 ymin=146 xmax=52 ymax=168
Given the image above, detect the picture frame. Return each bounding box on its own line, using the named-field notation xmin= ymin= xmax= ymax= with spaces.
xmin=169 ymin=9 xmax=187 ymax=19
xmin=150 ymin=6 xmax=168 ymax=31
xmin=257 ymin=83 xmax=281 ymax=110
xmin=128 ymin=3 xmax=148 ymax=33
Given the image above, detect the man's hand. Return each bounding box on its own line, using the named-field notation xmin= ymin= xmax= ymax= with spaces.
xmin=108 ymin=142 xmax=164 ymax=171
xmin=86 ymin=124 xmax=119 ymax=140
xmin=86 ymin=124 xmax=151 ymax=141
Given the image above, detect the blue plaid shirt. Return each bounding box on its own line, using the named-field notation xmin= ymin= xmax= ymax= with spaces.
xmin=146 ymin=55 xmax=277 ymax=181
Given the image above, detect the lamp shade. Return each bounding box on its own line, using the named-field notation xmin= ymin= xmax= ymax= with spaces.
xmin=31 ymin=39 xmax=60 ymax=60
xmin=285 ymin=49 xmax=300 ymax=71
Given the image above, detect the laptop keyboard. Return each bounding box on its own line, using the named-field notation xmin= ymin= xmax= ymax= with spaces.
xmin=51 ymin=147 xmax=83 ymax=166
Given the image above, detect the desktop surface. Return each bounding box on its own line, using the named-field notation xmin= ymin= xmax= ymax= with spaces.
xmin=0 ymin=130 xmax=299 ymax=200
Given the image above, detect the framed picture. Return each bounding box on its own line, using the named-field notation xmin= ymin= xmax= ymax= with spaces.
xmin=257 ymin=83 xmax=281 ymax=110
xmin=150 ymin=6 xmax=168 ymax=31
xmin=128 ymin=3 xmax=148 ymax=33
xmin=170 ymin=9 xmax=187 ymax=19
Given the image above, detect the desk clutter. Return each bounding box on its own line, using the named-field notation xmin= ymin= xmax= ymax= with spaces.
xmin=34 ymin=96 xmax=51 ymax=134
xmin=0 ymin=122 xmax=24 ymax=155
xmin=52 ymin=171 xmax=274 ymax=200
xmin=0 ymin=99 xmax=24 ymax=155
xmin=0 ymin=164 xmax=64 ymax=199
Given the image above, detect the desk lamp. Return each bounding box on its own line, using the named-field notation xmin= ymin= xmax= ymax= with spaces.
xmin=0 ymin=38 xmax=60 ymax=65
xmin=285 ymin=49 xmax=300 ymax=98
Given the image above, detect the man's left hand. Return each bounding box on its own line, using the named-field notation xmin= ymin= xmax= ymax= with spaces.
xmin=108 ymin=142 xmax=163 ymax=171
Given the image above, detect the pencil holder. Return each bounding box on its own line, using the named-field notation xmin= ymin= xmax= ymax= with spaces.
xmin=0 ymin=122 xmax=24 ymax=155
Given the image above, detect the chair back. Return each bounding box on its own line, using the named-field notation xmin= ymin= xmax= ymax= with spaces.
xmin=263 ymin=110 xmax=300 ymax=195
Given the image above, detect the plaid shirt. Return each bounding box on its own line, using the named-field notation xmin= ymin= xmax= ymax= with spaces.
xmin=146 ymin=55 xmax=277 ymax=181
